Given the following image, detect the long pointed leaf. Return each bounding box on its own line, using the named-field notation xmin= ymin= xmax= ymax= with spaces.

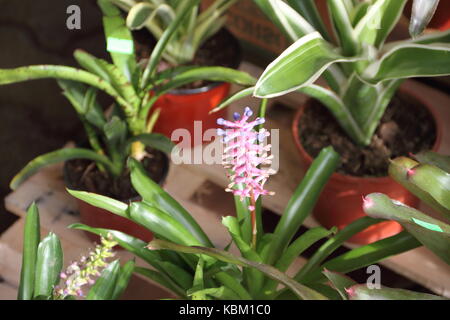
xmin=18 ymin=203 xmax=40 ymax=300
xmin=254 ymin=32 xmax=357 ymax=98
xmin=11 ymin=148 xmax=116 ymax=190
xmin=87 ymin=260 xmax=120 ymax=300
xmin=364 ymin=193 xmax=450 ymax=265
xmin=33 ymin=233 xmax=63 ymax=298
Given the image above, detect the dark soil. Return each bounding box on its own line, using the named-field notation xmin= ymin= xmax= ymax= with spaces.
xmin=64 ymin=149 xmax=168 ymax=200
xmin=298 ymin=92 xmax=437 ymax=177
xmin=133 ymin=28 xmax=241 ymax=89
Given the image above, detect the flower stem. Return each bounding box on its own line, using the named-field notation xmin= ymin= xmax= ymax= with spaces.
xmin=250 ymin=189 xmax=257 ymax=250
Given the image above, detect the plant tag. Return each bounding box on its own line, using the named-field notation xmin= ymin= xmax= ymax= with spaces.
xmin=411 ymin=218 xmax=443 ymax=232
xmin=107 ymin=37 xmax=134 ymax=55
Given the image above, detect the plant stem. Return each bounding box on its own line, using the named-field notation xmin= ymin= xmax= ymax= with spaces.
xmin=250 ymin=189 xmax=257 ymax=250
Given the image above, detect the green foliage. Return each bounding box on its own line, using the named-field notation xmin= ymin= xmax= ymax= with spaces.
xmin=17 ymin=204 xmax=132 ymax=300
xmin=217 ymin=0 xmax=450 ymax=146
xmin=110 ymin=0 xmax=238 ymax=65
xmin=3 ymin=0 xmax=255 ymax=190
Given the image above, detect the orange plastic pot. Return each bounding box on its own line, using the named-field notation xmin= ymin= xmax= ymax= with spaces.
xmin=292 ymin=89 xmax=442 ymax=245
xmin=152 ymin=82 xmax=230 ymax=147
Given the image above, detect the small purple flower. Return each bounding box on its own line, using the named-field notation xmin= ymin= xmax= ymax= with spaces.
xmin=217 ymin=107 xmax=275 ymax=205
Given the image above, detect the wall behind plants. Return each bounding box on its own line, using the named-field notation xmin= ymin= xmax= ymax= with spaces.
xmin=0 ymin=0 xmax=109 ymax=233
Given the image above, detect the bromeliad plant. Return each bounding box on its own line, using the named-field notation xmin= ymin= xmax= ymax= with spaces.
xmin=214 ymin=0 xmax=450 ymax=146
xmin=64 ymin=108 xmax=441 ymax=300
xmin=2 ymin=0 xmax=255 ymax=190
xmin=108 ymin=0 xmax=238 ymax=66
xmin=18 ymin=203 xmax=134 ymax=300
xmin=364 ymin=151 xmax=450 ymax=265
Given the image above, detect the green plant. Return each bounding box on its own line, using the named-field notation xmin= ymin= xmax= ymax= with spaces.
xmin=65 ymin=109 xmax=435 ymax=300
xmin=18 ymin=203 xmax=133 ymax=300
xmin=214 ymin=0 xmax=450 ymax=147
xmin=1 ymin=0 xmax=255 ymax=190
xmin=363 ymin=151 xmax=450 ymax=265
xmin=109 ymin=0 xmax=238 ymax=65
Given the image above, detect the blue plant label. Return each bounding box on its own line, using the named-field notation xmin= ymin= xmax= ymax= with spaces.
xmin=107 ymin=37 xmax=134 ymax=55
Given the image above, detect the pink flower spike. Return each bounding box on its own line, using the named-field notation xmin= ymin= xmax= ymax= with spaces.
xmin=218 ymin=108 xmax=275 ymax=204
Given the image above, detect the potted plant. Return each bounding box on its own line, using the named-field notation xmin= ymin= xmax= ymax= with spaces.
xmin=0 ymin=0 xmax=256 ymax=242
xmin=17 ymin=203 xmax=133 ymax=300
xmin=107 ymin=0 xmax=241 ymax=144
xmin=214 ymin=0 xmax=450 ymax=244
xmin=66 ymin=110 xmax=444 ymax=300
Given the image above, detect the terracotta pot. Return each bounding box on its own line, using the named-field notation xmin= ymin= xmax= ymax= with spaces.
xmin=64 ymin=153 xmax=170 ymax=245
xmin=152 ymin=82 xmax=230 ymax=147
xmin=292 ymin=89 xmax=442 ymax=245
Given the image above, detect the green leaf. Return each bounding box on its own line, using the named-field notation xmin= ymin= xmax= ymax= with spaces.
xmin=87 ymin=260 xmax=120 ymax=300
xmin=276 ymin=227 xmax=337 ymax=273
xmin=252 ymin=0 xmax=315 ymax=42
xmin=364 ymin=193 xmax=450 ymax=265
xmin=254 ymin=32 xmax=357 ymax=98
xmin=10 ymin=148 xmax=115 ymax=190
xmin=264 ymin=146 xmax=340 ymax=265
xmin=354 ymin=0 xmax=407 ymax=47
xmin=407 ymin=164 xmax=450 ymax=211
xmin=127 ymin=158 xmax=212 ymax=246
xmin=188 ymin=286 xmax=239 ymax=300
xmin=0 ymin=65 xmax=121 ymax=100
xmin=128 ymin=201 xmax=203 ymax=247
xmin=18 ymin=203 xmax=40 ymax=300
xmin=347 ymin=284 xmax=447 ymax=300
xmin=210 ymin=87 xmax=255 ymax=114
xmin=128 ymin=133 xmax=174 ymax=154
xmin=409 ymin=0 xmax=440 ymax=37
xmin=134 ymin=266 xmax=186 ymax=298
xmin=148 ymin=239 xmax=328 ymax=300
xmin=111 ymin=260 xmax=135 ymax=300
xmin=307 ymin=231 xmax=421 ymax=283
xmin=66 ymin=189 xmax=128 ymax=217
xmin=363 ymin=43 xmax=450 ymax=83
xmin=286 ymin=0 xmax=330 ymax=41
xmin=74 ymin=50 xmax=139 ymax=113
xmin=98 ymin=0 xmax=137 ymax=83
xmin=327 ymin=0 xmax=358 ymax=55
xmin=322 ymin=270 xmax=357 ymax=300
xmin=69 ymin=223 xmax=163 ymax=268
xmin=222 ymin=216 xmax=264 ymax=297
xmin=389 ymin=157 xmax=450 ymax=221
xmin=213 ymin=272 xmax=252 ymax=300
xmin=33 ymin=233 xmax=63 ymax=298
xmin=414 ymin=151 xmax=450 ymax=173
xmin=104 ymin=116 xmax=127 ymax=148
xmin=127 ymin=2 xmax=175 ymax=30
xmin=294 ymin=216 xmax=383 ymax=283
xmin=141 ymin=0 xmax=202 ymax=87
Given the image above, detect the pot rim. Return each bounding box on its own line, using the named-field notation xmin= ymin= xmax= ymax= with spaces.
xmin=291 ymin=86 xmax=443 ymax=184
xmin=63 ymin=149 xmax=171 ymax=203
xmin=168 ymin=81 xmax=229 ymax=96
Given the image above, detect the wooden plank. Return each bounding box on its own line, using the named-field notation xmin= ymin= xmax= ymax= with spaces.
xmin=0 ymin=283 xmax=16 ymax=300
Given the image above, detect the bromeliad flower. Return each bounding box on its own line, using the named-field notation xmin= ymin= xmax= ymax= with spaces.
xmin=217 ymin=107 xmax=275 ymax=247
xmin=54 ymin=235 xmax=117 ymax=299
xmin=217 ymin=107 xmax=275 ymax=204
